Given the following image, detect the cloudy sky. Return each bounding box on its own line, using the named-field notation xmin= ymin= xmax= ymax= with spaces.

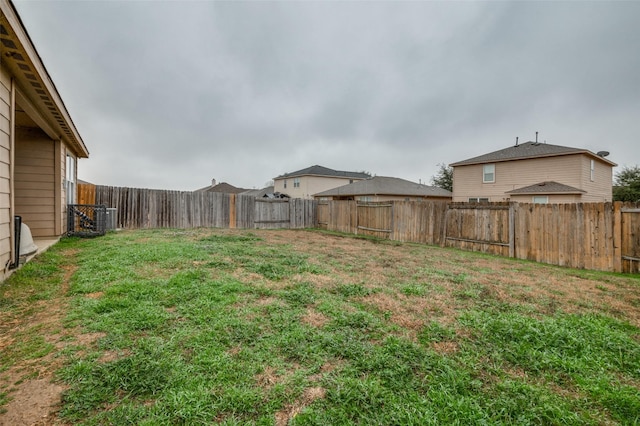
xmin=14 ymin=0 xmax=640 ymax=191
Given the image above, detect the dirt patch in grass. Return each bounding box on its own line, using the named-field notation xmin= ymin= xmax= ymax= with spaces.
xmin=274 ymin=386 xmax=327 ymax=426
xmin=0 ymin=379 xmax=65 ymax=426
xmin=255 ymin=366 xmax=280 ymax=390
xmin=361 ymin=291 xmax=456 ymax=335
xmin=301 ymin=307 xmax=329 ymax=328
xmin=431 ymin=340 xmax=459 ymax=355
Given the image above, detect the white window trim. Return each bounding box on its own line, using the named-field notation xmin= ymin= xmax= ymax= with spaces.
xmin=65 ymin=153 xmax=76 ymax=205
xmin=590 ymin=159 xmax=595 ymax=181
xmin=483 ymin=164 xmax=495 ymax=183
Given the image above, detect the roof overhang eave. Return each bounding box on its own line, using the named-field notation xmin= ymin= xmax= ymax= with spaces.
xmin=1 ymin=0 xmax=89 ymax=158
xmin=451 ymin=151 xmax=617 ymax=168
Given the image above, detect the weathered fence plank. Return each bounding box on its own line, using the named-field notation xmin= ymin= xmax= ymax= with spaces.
xmin=621 ymin=204 xmax=640 ymax=273
xmin=77 ymin=183 xmax=96 ymax=205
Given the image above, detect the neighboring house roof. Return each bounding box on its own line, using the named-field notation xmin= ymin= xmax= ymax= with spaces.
xmin=240 ymin=186 xmax=274 ymax=198
xmin=450 ymin=141 xmax=617 ymax=167
xmin=275 ymin=165 xmax=371 ymax=180
xmin=314 ymin=176 xmax=452 ymax=198
xmin=0 ymin=0 xmax=89 ymax=158
xmin=506 ymin=181 xmax=586 ymax=195
xmin=195 ymin=182 xmax=248 ymax=194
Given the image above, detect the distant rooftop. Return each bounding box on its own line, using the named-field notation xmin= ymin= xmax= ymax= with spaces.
xmin=275 ymin=165 xmax=371 ymax=180
xmin=240 ymin=186 xmax=274 ymax=198
xmin=195 ymin=182 xmax=248 ymax=194
xmin=451 ymin=141 xmax=616 ymax=167
xmin=314 ymin=176 xmax=452 ymax=198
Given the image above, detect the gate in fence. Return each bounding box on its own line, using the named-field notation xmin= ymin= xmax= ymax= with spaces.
xmin=356 ymin=202 xmax=393 ymax=237
xmin=254 ymin=199 xmax=290 ymax=229
xmin=442 ymin=203 xmax=512 ymax=257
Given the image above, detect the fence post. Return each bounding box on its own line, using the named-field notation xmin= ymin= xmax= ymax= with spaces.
xmin=613 ymin=201 xmax=622 ymax=272
xmin=509 ymin=202 xmax=516 ymax=258
xmin=440 ymin=204 xmax=449 ymax=247
xmin=390 ymin=201 xmax=395 ymax=240
xmin=229 ymin=193 xmax=237 ymax=229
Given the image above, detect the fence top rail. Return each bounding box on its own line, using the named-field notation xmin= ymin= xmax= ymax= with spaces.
xmin=357 ymin=203 xmax=393 ymax=208
xmin=254 ymin=198 xmax=290 ymax=203
xmin=448 ymin=204 xmax=510 ymax=210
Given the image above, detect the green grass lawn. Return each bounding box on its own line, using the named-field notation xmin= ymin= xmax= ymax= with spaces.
xmin=1 ymin=228 xmax=639 ymax=425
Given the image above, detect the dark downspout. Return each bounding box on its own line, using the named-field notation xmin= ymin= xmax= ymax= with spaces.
xmin=9 ymin=215 xmax=21 ymax=270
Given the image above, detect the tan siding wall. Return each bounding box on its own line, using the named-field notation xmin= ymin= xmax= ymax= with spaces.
xmin=15 ymin=128 xmax=56 ymax=237
xmin=0 ymin=64 xmax=12 ymax=278
xmin=274 ymin=176 xmax=362 ymax=199
xmin=579 ymin=156 xmax=613 ymax=202
xmin=452 ymin=154 xmax=612 ymax=202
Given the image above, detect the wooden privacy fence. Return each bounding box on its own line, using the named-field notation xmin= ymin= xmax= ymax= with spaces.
xmin=77 ymin=184 xmax=317 ymax=230
xmin=318 ymin=200 xmax=640 ymax=273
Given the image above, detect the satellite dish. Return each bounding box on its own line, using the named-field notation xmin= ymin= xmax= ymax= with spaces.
xmin=596 ymin=151 xmax=610 ymax=157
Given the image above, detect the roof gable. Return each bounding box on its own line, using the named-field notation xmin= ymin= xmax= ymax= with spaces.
xmin=450 ymin=142 xmax=616 ymax=167
xmin=505 ymin=181 xmax=586 ymax=195
xmin=314 ymin=176 xmax=452 ymax=198
xmin=275 ymin=165 xmax=371 ymax=180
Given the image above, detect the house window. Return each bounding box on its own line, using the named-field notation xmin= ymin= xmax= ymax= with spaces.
xmin=293 ymin=178 xmax=300 ymax=188
xmin=533 ymin=196 xmax=549 ymax=204
xmin=590 ymin=159 xmax=595 ymax=181
xmin=284 ymin=180 xmax=287 ymax=189
xmin=65 ymin=153 xmax=76 ymax=205
xmin=468 ymin=197 xmax=490 ymax=203
xmin=357 ymin=196 xmax=372 ymax=202
xmin=349 ymin=179 xmax=354 ymax=184
xmin=483 ymin=164 xmax=495 ymax=183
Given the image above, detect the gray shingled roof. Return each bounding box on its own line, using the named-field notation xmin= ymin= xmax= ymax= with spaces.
xmin=450 ymin=141 xmax=616 ymax=166
xmin=505 ymin=181 xmax=586 ymax=195
xmin=240 ymin=186 xmax=274 ymax=198
xmin=314 ymin=176 xmax=452 ymax=198
xmin=275 ymin=165 xmax=371 ymax=180
xmin=195 ymin=182 xmax=248 ymax=194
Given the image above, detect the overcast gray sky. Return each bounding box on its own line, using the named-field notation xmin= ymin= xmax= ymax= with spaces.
xmin=14 ymin=0 xmax=640 ymax=191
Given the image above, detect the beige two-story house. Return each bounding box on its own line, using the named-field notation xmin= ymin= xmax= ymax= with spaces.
xmin=450 ymin=141 xmax=616 ymax=203
xmin=1 ymin=1 xmax=89 ymax=279
xmin=273 ymin=165 xmax=370 ymax=199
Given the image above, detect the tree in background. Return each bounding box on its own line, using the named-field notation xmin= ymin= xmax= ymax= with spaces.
xmin=430 ymin=163 xmax=453 ymax=192
xmin=613 ymin=165 xmax=640 ymax=202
